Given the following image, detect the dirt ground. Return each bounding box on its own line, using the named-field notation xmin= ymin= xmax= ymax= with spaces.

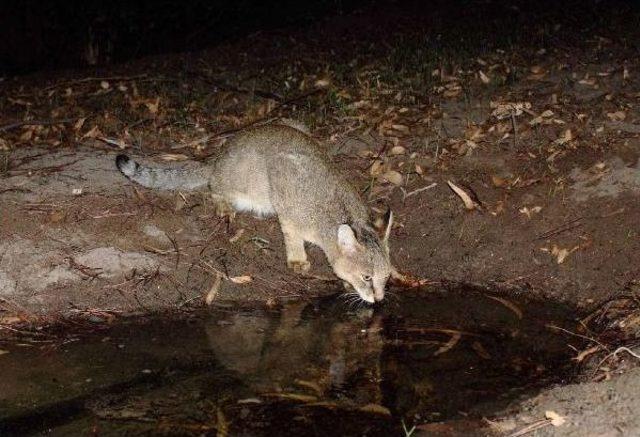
xmin=1 ymin=1 xmax=639 ymax=435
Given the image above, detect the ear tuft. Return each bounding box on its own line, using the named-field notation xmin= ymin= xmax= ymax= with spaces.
xmin=382 ymin=209 xmax=393 ymax=244
xmin=337 ymin=224 xmax=358 ymax=253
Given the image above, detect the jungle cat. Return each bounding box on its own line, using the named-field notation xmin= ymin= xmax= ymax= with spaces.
xmin=115 ymin=123 xmax=394 ymax=303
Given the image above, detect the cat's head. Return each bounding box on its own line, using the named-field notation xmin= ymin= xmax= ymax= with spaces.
xmin=331 ymin=210 xmax=393 ymax=304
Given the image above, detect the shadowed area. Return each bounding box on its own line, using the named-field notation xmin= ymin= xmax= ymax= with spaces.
xmin=0 ymin=288 xmax=579 ymax=435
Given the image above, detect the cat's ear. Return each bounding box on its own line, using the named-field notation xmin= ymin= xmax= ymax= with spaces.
xmin=338 ymin=224 xmax=358 ymax=254
xmin=380 ymin=208 xmax=393 ymax=245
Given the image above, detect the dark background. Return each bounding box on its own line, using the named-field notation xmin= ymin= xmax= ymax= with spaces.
xmin=0 ymin=0 xmax=371 ymax=74
xmin=0 ymin=0 xmax=638 ymax=75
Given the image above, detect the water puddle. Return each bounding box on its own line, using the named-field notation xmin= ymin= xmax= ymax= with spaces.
xmin=0 ymin=288 xmax=580 ymax=436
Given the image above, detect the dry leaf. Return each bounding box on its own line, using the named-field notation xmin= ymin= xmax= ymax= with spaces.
xmin=263 ymin=392 xmax=317 ymax=402
xmin=573 ymin=345 xmax=600 ymax=362
xmin=314 ymin=78 xmax=331 ymax=88
xmin=160 ymin=153 xmax=189 ymax=161
xmin=381 ymin=170 xmax=403 ymax=185
xmin=389 ymin=145 xmax=406 ymax=155
xmin=434 ymin=332 xmax=462 ymax=356
xmin=205 ymin=274 xmax=222 ymax=305
xmin=545 ymin=411 xmax=566 ymax=427
xmin=144 ymin=98 xmax=160 ymax=114
xmin=217 ymin=407 xmax=229 ymax=437
xmin=472 ymin=341 xmax=491 ymax=359
xmin=553 ymin=129 xmax=573 ymax=146
xmin=19 ymin=129 xmax=33 ymax=142
xmin=83 ymin=125 xmax=102 ymax=139
xmin=391 ymin=124 xmax=409 ymax=133
xmin=490 ymin=101 xmax=532 ymax=120
xmin=73 ymin=117 xmax=87 ymax=131
xmin=529 ymin=109 xmax=554 ymax=126
xmin=359 ymin=404 xmax=392 ymax=416
xmin=491 ymin=175 xmax=509 ymax=188
xmin=519 ymin=206 xmax=542 ymax=218
xmin=0 ymin=350 xmax=9 ymax=356
xmin=546 ymin=244 xmax=579 ymax=264
xmin=606 ymin=111 xmax=626 ymax=121
xmin=485 ymin=295 xmax=523 ymax=319
xmin=228 ymin=229 xmax=245 ymax=243
xmin=447 ymin=180 xmax=479 ymax=210
xmin=294 ymin=379 xmax=323 ymax=395
xmin=229 ymin=275 xmax=252 ymax=284
xmin=479 ymin=70 xmax=490 ymax=84
xmin=370 ymin=159 xmax=385 ymax=176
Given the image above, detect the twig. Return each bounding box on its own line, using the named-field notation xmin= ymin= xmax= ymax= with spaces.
xmin=546 ymin=324 xmax=609 ymax=350
xmin=0 ymin=117 xmax=79 ymax=132
xmin=536 ymin=217 xmax=583 ymax=240
xmin=511 ymin=111 xmax=518 ymax=149
xmin=508 ymin=419 xmax=551 ymax=437
xmin=166 ymin=234 xmax=181 ymax=271
xmin=42 ymin=74 xmax=148 ymax=91
xmin=401 ymin=182 xmax=437 ymax=201
xmin=592 ymin=346 xmax=640 ymax=378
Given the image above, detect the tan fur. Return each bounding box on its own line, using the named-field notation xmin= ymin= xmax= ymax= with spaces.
xmin=116 ymin=123 xmax=394 ymax=303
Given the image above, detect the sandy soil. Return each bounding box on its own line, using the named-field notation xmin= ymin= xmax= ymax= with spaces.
xmin=1 ymin=1 xmax=639 ymax=434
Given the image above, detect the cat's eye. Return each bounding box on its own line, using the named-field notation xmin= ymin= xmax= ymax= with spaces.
xmin=362 ymin=274 xmax=372 ymax=282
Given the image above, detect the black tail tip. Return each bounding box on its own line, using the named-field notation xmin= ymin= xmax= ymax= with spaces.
xmin=115 ymin=154 xmax=130 ymax=170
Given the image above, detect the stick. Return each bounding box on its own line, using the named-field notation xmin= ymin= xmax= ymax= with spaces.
xmin=402 ymin=182 xmax=437 ymax=201
xmin=42 ymin=74 xmax=149 ymax=91
xmin=0 ymin=118 xmax=79 ymax=132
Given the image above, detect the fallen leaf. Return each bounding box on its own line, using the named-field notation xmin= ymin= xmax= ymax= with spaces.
xmin=314 ymin=78 xmax=331 ymax=88
xmin=491 ymin=175 xmax=509 ymax=187
xmin=160 ymin=153 xmax=189 ymax=161
xmin=550 ymin=244 xmax=579 ymax=264
xmin=490 ymin=101 xmax=532 ymax=120
xmin=295 ymin=379 xmax=323 ymax=395
xmin=217 ymin=407 xmax=229 ymax=437
xmin=553 ymin=129 xmax=573 ymax=146
xmin=144 ymin=98 xmax=160 ymax=114
xmin=472 ymin=341 xmax=491 ymax=359
xmin=574 ymin=345 xmax=601 ymax=362
xmin=358 ymin=404 xmax=392 ymax=416
xmin=228 ymin=229 xmax=245 ymax=243
xmin=0 ymin=350 xmax=9 ymax=356
xmin=389 ymin=145 xmax=406 ymax=155
xmin=434 ymin=332 xmax=462 ymax=356
xmin=447 ymin=180 xmax=480 ymax=210
xmin=606 ymin=111 xmax=626 ymax=121
xmin=529 ymin=109 xmax=554 ymax=126
xmin=229 ymin=275 xmax=252 ymax=284
xmin=485 ymin=295 xmax=523 ymax=319
xmin=479 ymin=70 xmax=491 ymax=84
xmin=391 ymin=124 xmax=409 ymax=133
xmin=19 ymin=129 xmax=33 ymax=142
xmin=519 ymin=206 xmax=542 ymax=218
xmin=545 ymin=411 xmax=566 ymax=427
xmin=370 ymin=159 xmax=385 ymax=176
xmin=73 ymin=117 xmax=87 ymax=131
xmin=83 ymin=125 xmax=102 ymax=139
xmin=263 ymin=392 xmax=317 ymax=402
xmin=205 ymin=274 xmax=222 ymax=305
xmin=381 ymin=170 xmax=403 ymax=185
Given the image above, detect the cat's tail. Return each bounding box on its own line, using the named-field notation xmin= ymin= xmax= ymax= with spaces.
xmin=115 ymin=154 xmax=211 ymax=191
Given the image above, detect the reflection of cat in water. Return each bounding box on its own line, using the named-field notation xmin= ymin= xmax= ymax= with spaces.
xmin=204 ymin=301 xmax=384 ymax=404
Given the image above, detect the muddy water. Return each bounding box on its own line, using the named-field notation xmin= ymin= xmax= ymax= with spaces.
xmin=0 ymin=289 xmax=579 ymax=436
